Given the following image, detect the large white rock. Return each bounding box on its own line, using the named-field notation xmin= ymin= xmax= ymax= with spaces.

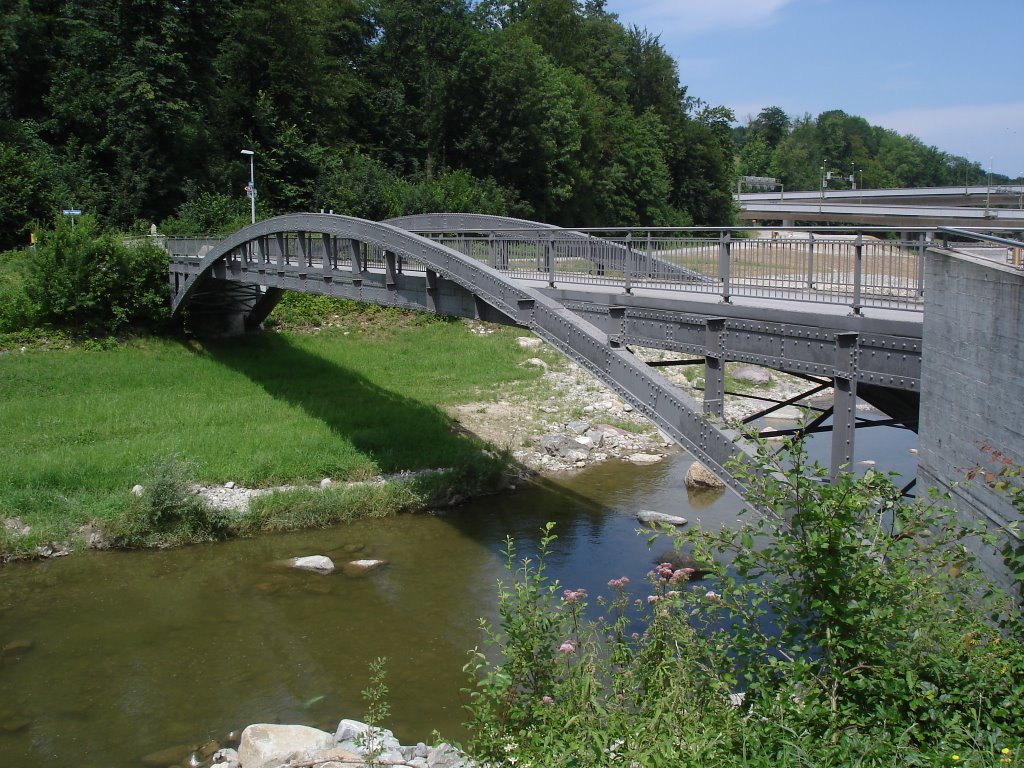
xmin=238 ymin=724 xmax=334 ymax=768
xmin=636 ymin=510 xmax=688 ymax=526
xmin=289 ymin=555 xmax=335 ymax=574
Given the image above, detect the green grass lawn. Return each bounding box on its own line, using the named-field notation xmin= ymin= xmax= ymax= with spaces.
xmin=0 ymin=316 xmax=543 ymax=553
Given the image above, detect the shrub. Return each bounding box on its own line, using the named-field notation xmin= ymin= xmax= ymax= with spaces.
xmin=462 ymin=441 xmax=1024 ymax=767
xmin=26 ymin=214 xmax=169 ymax=335
xmin=159 ymin=192 xmax=253 ymax=236
xmin=105 ymin=454 xmax=231 ymax=547
xmin=0 ymin=247 xmax=40 ymax=332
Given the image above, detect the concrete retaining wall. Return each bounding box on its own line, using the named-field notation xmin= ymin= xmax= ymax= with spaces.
xmin=918 ymin=247 xmax=1023 ymax=581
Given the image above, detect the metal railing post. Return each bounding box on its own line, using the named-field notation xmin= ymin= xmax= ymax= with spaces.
xmin=624 ymin=233 xmax=633 ymax=294
xmin=806 ymin=233 xmax=815 ymax=289
xmin=645 ymin=231 xmax=653 ymax=279
xmin=851 ymin=233 xmax=863 ymax=315
xmin=718 ymin=231 xmax=731 ymax=303
xmin=546 ymin=233 xmax=555 ymax=287
xmin=916 ymin=233 xmax=926 ymax=296
xmin=488 ymin=234 xmax=497 ymax=269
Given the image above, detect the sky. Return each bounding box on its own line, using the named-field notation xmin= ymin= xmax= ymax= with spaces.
xmin=602 ymin=0 xmax=1024 ymax=177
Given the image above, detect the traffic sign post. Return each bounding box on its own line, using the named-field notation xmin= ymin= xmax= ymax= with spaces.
xmin=62 ymin=209 xmax=82 ymax=228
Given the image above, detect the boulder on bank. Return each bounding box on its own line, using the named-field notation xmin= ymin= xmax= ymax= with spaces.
xmin=334 ymin=718 xmax=404 ymax=764
xmin=539 ymin=434 xmax=590 ymax=462
xmin=238 ymin=724 xmax=334 ymax=768
xmin=636 ymin=510 xmax=688 ymax=526
xmin=731 ymin=365 xmax=772 ymax=385
xmin=289 ymin=555 xmax=335 ymax=574
xmin=685 ymin=461 xmax=725 ymax=489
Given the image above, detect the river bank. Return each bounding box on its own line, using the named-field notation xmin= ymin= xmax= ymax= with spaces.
xmin=0 ymin=314 xmax=815 ymax=563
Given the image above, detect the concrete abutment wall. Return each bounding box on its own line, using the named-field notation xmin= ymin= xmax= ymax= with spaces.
xmin=918 ymin=248 xmax=1024 ymax=583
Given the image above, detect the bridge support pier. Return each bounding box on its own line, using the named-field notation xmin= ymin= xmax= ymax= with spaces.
xmin=703 ymin=318 xmax=727 ymax=417
xmin=831 ymin=332 xmax=859 ymax=479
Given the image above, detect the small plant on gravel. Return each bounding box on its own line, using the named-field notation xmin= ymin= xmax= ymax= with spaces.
xmin=105 ymin=454 xmax=231 ymax=546
xmin=360 ymin=657 xmax=391 ymax=767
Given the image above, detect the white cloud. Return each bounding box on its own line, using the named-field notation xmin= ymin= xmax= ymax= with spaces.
xmin=868 ymin=102 xmax=1024 ymax=175
xmin=609 ymin=0 xmax=796 ymax=36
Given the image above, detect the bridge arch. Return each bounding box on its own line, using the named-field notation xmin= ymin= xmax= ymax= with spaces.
xmin=168 ymin=213 xmax=754 ymax=490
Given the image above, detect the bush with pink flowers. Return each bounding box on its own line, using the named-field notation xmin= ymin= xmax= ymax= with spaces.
xmin=461 ymin=441 xmax=1024 ymax=767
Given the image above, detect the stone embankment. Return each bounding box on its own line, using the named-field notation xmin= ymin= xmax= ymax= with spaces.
xmin=446 ymin=334 xmax=815 ymax=477
xmin=143 ymin=718 xmax=474 ymax=768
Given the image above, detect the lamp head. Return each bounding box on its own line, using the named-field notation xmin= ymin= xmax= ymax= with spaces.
xmin=240 ymin=149 xmax=254 ymax=156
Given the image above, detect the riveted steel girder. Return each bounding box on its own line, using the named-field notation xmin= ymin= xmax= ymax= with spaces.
xmin=554 ymin=298 xmax=921 ymax=392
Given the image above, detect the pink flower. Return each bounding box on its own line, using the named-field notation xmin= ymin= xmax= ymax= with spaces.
xmin=558 ymin=641 xmax=576 ymax=654
xmin=655 ymin=563 xmax=674 ymax=580
xmin=607 ymin=576 xmax=630 ymax=589
xmin=541 ymin=695 xmax=554 ymax=705
xmin=562 ymin=588 xmax=588 ymax=604
xmin=704 ymin=590 xmax=720 ymax=601
xmin=669 ymin=568 xmax=695 ymax=583
xmin=646 ymin=595 xmax=660 ymax=604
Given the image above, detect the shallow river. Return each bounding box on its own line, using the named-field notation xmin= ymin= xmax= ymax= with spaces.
xmin=0 ymin=422 xmax=915 ymax=767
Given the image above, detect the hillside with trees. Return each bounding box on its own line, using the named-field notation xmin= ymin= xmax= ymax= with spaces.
xmin=734 ymin=106 xmax=1002 ymax=192
xmin=1 ymin=1 xmax=1005 ymax=254
xmin=0 ymin=0 xmax=738 ymax=248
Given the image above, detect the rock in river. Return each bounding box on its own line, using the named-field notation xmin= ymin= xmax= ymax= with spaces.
xmin=636 ymin=510 xmax=688 ymax=526
xmin=684 ymin=461 xmax=725 ymax=489
xmin=288 ymin=556 xmax=335 ymax=574
xmin=342 ymin=559 xmax=387 ymax=577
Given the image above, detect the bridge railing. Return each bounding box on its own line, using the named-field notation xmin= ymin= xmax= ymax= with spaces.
xmin=167 ymin=225 xmax=935 ymax=314
xmin=412 ymin=228 xmax=928 ymax=313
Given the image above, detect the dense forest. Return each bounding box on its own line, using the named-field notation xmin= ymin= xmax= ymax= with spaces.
xmin=0 ymin=0 xmax=998 ymax=251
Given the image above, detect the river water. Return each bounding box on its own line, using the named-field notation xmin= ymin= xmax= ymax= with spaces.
xmin=0 ymin=421 xmax=916 ymax=767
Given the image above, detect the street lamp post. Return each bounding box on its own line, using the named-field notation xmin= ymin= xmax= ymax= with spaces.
xmin=986 ymin=157 xmax=993 ymax=215
xmin=241 ymin=149 xmax=256 ymax=224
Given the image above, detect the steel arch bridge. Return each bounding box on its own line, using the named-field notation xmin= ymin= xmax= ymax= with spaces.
xmin=168 ymin=212 xmax=943 ymax=494
xmin=168 ymin=213 xmax=759 ymax=492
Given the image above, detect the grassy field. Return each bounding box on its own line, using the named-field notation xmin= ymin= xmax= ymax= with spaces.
xmin=0 ymin=306 xmax=544 ymax=557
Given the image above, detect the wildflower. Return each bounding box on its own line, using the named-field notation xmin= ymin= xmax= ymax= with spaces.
xmin=951 ymin=756 xmax=961 ymax=762
xmin=705 ymin=590 xmax=720 ymax=600
xmin=631 ymin=632 xmax=640 ymax=640
xmin=646 ymin=595 xmax=660 ymax=604
xmin=562 ymin=588 xmax=587 ymax=604
xmin=540 ymin=695 xmax=554 ymax=705
xmin=669 ymin=567 xmax=695 ymax=583
xmin=1002 ymin=748 xmax=1011 ymax=755
xmin=655 ymin=562 xmax=674 ymax=580
xmin=558 ymin=641 xmax=576 ymax=654
xmin=607 ymin=576 xmax=630 ymax=588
